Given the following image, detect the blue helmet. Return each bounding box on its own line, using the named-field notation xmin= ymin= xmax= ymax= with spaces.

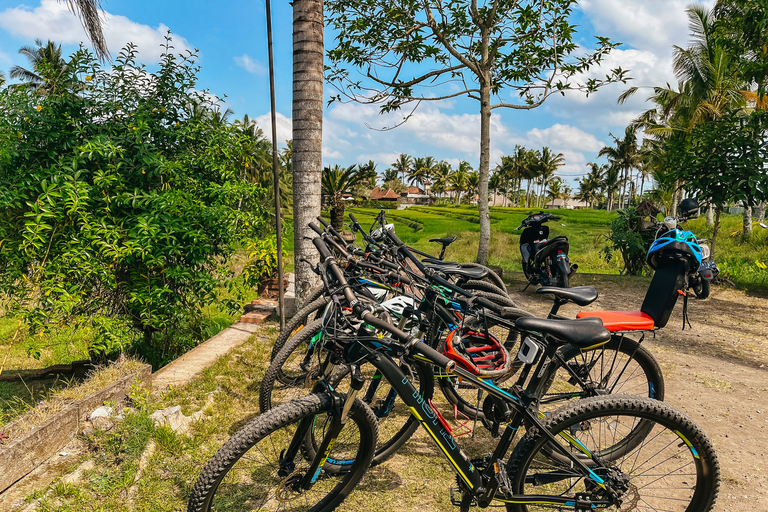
xmin=647 ymin=229 xmax=702 ymax=271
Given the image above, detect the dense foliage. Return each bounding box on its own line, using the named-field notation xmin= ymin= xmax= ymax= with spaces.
xmin=0 ymin=41 xmax=269 ymax=361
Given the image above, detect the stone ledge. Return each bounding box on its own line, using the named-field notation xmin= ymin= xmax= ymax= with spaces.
xmin=0 ymin=364 xmax=152 ymax=495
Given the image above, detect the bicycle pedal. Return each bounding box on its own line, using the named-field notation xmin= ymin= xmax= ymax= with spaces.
xmin=494 ymin=459 xmax=513 ymax=496
xmin=449 ymin=488 xmax=476 ymax=508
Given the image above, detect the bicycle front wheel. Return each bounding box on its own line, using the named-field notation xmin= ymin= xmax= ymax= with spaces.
xmin=188 ymin=393 xmax=377 ymax=512
xmin=506 ymin=395 xmax=720 ymax=512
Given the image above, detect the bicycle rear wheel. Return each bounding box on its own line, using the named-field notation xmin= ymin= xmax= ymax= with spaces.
xmin=506 ymin=395 xmax=720 ymax=512
xmin=539 ymin=335 xmax=664 ymax=413
xmin=188 ymin=393 xmax=377 ymax=512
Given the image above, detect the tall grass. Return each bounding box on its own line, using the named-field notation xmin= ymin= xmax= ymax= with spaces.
xmin=346 ymin=206 xmax=768 ymax=289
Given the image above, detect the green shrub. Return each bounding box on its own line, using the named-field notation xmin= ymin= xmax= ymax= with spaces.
xmin=0 ymin=39 xmax=268 ymax=361
xmin=601 ymin=208 xmax=656 ymax=275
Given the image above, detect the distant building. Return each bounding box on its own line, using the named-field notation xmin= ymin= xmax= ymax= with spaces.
xmin=544 ymin=197 xmax=589 ymax=209
xmin=370 ymin=187 xmax=399 ymax=201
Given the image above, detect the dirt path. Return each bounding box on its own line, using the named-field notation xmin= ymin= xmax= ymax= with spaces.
xmin=507 ymin=272 xmax=768 ymax=510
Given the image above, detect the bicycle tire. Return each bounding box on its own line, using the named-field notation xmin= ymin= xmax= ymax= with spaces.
xmin=188 ymin=393 xmax=377 ymax=512
xmin=506 ymin=395 xmax=720 ymax=512
xmin=462 ymin=279 xmax=511 ymax=299
xmin=260 ymin=322 xmax=435 ymax=467
xmin=260 ymin=319 xmax=327 ymax=412
xmin=270 ymin=292 xmax=329 ymax=360
xmin=460 ymin=262 xmax=507 ymax=294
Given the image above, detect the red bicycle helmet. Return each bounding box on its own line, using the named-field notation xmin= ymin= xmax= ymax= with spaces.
xmin=443 ymin=329 xmax=512 ymax=378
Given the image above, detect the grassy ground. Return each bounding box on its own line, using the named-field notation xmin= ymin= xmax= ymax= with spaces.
xmin=347 ymin=205 xmax=625 ymax=277
xmin=347 ymin=205 xmax=768 ymax=289
xmin=15 ymin=325 xmax=507 ymax=512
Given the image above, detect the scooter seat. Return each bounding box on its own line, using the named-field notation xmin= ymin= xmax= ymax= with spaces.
xmin=536 ymin=286 xmax=598 ymax=306
xmin=515 ymin=316 xmax=610 ymax=349
xmin=575 ymin=310 xmax=655 ymax=332
xmin=425 ymin=264 xmax=488 ymax=280
xmin=429 ymin=236 xmax=457 ymax=246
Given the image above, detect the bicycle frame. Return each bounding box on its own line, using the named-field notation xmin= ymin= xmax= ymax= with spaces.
xmin=357 ymin=340 xmax=615 ymax=507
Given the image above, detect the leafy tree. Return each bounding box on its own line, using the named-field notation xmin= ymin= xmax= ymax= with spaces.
xmin=321 ymin=164 xmax=376 ymax=229
xmin=576 ymin=163 xmax=605 ymax=208
xmin=326 ymin=0 xmax=627 ymax=264
xmin=10 ymin=39 xmax=69 ymax=94
xmin=409 ymin=156 xmax=435 ymax=188
xmin=0 ymin=42 xmax=268 ymax=364
xmin=391 ymin=153 xmax=412 ymax=184
xmin=598 ymin=125 xmax=641 ymax=209
xmin=382 ymin=168 xmax=400 ymax=183
xmin=450 ymin=169 xmax=469 ymax=205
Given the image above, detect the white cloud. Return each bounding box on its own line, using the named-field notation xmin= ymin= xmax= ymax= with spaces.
xmin=0 ymin=0 xmax=192 ymax=61
xmin=579 ymin=0 xmax=715 ymax=54
xmin=253 ymin=111 xmax=292 ymax=148
xmin=525 ymin=124 xmax=603 ymax=153
xmin=234 ymin=54 xmax=266 ymax=75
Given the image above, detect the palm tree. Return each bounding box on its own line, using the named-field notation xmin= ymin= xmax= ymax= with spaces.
xmin=382 ymin=168 xmax=399 ymax=183
xmin=538 ymin=147 xmax=565 ymax=206
xmin=449 ymin=169 xmax=469 ymax=205
xmin=391 ymin=154 xmax=413 ymax=185
xmin=431 ymin=161 xmax=452 ymax=199
xmin=322 ymin=164 xmax=374 ymax=229
xmin=575 ymin=163 xmax=606 ymax=208
xmin=10 ymin=40 xmax=69 ymax=94
xmin=408 ymin=156 xmax=435 ymax=189
xmin=598 ymin=126 xmax=641 ymax=209
xmin=602 ymin=164 xmax=624 ymax=212
xmin=291 ymin=0 xmax=325 ymax=305
xmin=466 ymin=171 xmax=480 ymax=202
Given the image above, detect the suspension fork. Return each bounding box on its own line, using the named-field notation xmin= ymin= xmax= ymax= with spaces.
xmin=290 ymin=364 xmax=366 ymax=490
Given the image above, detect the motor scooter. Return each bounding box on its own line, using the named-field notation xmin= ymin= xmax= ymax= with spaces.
xmin=516 ymin=212 xmax=576 ymax=288
xmin=649 ymin=199 xmax=718 ymax=299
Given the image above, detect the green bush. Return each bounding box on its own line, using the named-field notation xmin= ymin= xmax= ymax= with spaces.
xmin=601 ymin=208 xmax=656 ymax=275
xmin=0 ymin=40 xmax=268 ymax=361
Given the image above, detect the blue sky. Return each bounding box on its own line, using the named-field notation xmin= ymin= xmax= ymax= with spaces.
xmin=0 ymin=0 xmax=714 ymax=188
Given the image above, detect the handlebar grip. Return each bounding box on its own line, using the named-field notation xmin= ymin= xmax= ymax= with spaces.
xmin=317 ymin=216 xmax=330 ymax=228
xmin=385 ymin=229 xmax=404 ymax=247
xmin=312 ymin=237 xmax=333 ymax=260
xmin=327 ymin=224 xmax=346 ymax=244
xmin=349 ymin=212 xmax=359 ymax=224
xmin=309 ymin=222 xmax=324 ymax=236
xmin=409 ymin=341 xmax=456 ymax=373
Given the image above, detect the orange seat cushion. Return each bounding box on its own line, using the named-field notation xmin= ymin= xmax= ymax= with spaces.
xmin=576 ymin=310 xmax=655 ymax=332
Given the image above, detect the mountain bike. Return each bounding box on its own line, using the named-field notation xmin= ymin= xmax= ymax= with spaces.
xmin=188 ymin=236 xmax=720 ymax=512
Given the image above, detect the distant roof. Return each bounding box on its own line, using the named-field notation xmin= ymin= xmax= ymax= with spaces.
xmin=371 ymin=187 xmax=399 ymax=200
xmin=382 ymin=189 xmax=399 ymax=199
xmin=403 ymin=186 xmax=424 ymax=195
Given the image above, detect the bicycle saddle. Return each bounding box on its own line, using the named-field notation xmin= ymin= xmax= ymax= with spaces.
xmin=429 ymin=236 xmax=457 ymax=246
xmin=536 ymin=286 xmax=598 ymax=306
xmin=425 ymin=264 xmax=488 ymax=280
xmin=422 ymin=258 xmax=459 ymax=265
xmin=515 ymin=316 xmax=610 ymax=349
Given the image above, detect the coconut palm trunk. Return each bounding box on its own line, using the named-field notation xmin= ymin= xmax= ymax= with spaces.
xmin=292 ymin=0 xmax=324 ymax=306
